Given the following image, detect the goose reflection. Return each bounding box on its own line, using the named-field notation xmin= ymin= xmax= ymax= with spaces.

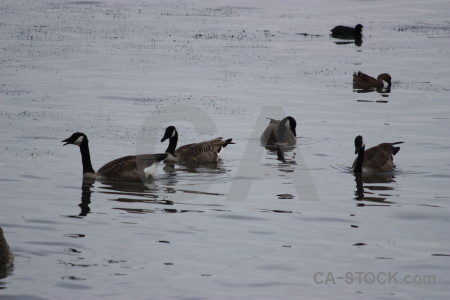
xmin=162 ymin=160 xmax=228 ymax=175
xmin=354 ymin=173 xmax=396 ymax=205
xmin=74 ymin=161 xmax=229 ymax=216
xmin=79 ymin=178 xmax=95 ymax=216
xmin=76 ymin=178 xmax=170 ymax=216
xmin=264 ymin=146 xmax=297 ymax=177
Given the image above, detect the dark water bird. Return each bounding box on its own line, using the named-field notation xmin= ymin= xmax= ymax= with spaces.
xmin=62 ymin=132 xmax=167 ymax=182
xmin=353 ymin=136 xmax=404 ymax=173
xmin=161 ymin=126 xmax=234 ymax=163
xmin=0 ymin=227 xmax=14 ymax=268
xmin=353 ymin=71 xmax=392 ymax=88
xmin=331 ymin=24 xmax=363 ymax=38
xmin=261 ymin=116 xmax=297 ymax=147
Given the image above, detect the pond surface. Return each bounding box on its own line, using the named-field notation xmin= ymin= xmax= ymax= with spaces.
xmin=1 ymin=0 xmax=449 ymax=298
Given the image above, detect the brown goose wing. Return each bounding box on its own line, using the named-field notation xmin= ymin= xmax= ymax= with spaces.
xmin=97 ymin=154 xmax=167 ymax=182
xmin=353 ymin=72 xmax=377 ymax=86
xmin=175 ymin=138 xmax=230 ymax=163
xmin=364 ymin=142 xmax=403 ymax=172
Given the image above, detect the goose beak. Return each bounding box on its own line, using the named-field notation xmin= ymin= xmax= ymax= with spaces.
xmin=161 ymin=136 xmax=168 ymax=143
xmin=62 ymin=138 xmax=71 ymax=146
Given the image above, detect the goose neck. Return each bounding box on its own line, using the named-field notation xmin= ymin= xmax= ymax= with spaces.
xmin=79 ymin=142 xmax=95 ymax=175
xmin=165 ymin=133 xmax=178 ymax=155
xmin=354 ymin=146 xmax=365 ymax=173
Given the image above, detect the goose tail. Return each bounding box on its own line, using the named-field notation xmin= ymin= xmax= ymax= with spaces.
xmin=391 ymin=142 xmax=404 ymax=156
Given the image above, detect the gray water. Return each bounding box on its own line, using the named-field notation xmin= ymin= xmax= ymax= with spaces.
xmin=1 ymin=0 xmax=450 ymax=299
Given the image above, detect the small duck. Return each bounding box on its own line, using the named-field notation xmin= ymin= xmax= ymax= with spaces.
xmin=353 ymin=71 xmax=392 ymax=88
xmin=353 ymin=136 xmax=404 ymax=173
xmin=331 ymin=24 xmax=363 ymax=38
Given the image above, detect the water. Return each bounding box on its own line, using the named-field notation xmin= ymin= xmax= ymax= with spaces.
xmin=1 ymin=0 xmax=449 ymax=298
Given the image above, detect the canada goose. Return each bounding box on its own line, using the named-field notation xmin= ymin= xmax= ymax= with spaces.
xmin=331 ymin=24 xmax=363 ymax=38
xmin=353 ymin=135 xmax=404 ymax=173
xmin=261 ymin=116 xmax=297 ymax=147
xmin=62 ymin=132 xmax=167 ymax=182
xmin=353 ymin=71 xmax=392 ymax=88
xmin=160 ymin=126 xmax=234 ymax=163
xmin=0 ymin=227 xmax=13 ymax=268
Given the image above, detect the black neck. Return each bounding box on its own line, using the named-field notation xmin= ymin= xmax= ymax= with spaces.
xmin=354 ymin=146 xmax=365 ymax=173
xmin=165 ymin=132 xmax=178 ymax=155
xmin=79 ymin=142 xmax=95 ymax=174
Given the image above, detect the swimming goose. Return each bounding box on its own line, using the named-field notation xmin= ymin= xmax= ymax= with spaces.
xmin=62 ymin=132 xmax=167 ymax=182
xmin=160 ymin=126 xmax=234 ymax=163
xmin=353 ymin=71 xmax=392 ymax=88
xmin=0 ymin=227 xmax=14 ymax=268
xmin=261 ymin=116 xmax=297 ymax=147
xmin=353 ymin=135 xmax=404 ymax=173
xmin=331 ymin=24 xmax=363 ymax=38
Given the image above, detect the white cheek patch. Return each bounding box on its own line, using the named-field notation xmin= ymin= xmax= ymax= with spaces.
xmin=74 ymin=135 xmax=84 ymax=146
xmin=171 ymin=129 xmax=177 ymax=138
xmin=361 ymin=138 xmax=365 ymax=148
xmin=285 ymin=119 xmax=290 ymax=128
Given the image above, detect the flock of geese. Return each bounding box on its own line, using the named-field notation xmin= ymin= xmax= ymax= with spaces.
xmin=61 ymin=116 xmax=403 ymax=183
xmin=0 ymin=24 xmax=403 ymax=269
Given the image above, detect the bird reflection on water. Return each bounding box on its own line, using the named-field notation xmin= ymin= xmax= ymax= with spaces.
xmin=73 ymin=161 xmax=229 ymax=216
xmin=353 ymin=85 xmax=391 ymax=95
xmin=354 ymin=173 xmax=396 ymax=205
xmin=333 ymin=38 xmax=363 ymax=47
xmin=264 ymin=146 xmax=298 ymax=201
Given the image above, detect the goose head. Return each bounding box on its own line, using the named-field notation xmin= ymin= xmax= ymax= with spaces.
xmin=377 ymin=73 xmax=392 ymax=87
xmin=284 ymin=116 xmax=297 ymax=137
xmin=62 ymin=132 xmax=88 ymax=146
xmin=160 ymin=126 xmax=177 ymax=143
xmin=355 ymin=24 xmax=363 ymax=34
xmin=354 ymin=135 xmax=365 ymax=154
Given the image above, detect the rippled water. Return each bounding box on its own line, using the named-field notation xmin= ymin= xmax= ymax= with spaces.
xmin=1 ymin=0 xmax=449 ymax=298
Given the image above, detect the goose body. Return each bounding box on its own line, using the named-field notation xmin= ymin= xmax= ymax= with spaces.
xmin=353 ymin=135 xmax=403 ymax=173
xmin=161 ymin=126 xmax=234 ymax=163
xmin=353 ymin=71 xmax=392 ymax=88
xmin=331 ymin=24 xmax=363 ymax=38
xmin=62 ymin=132 xmax=167 ymax=182
xmin=261 ymin=116 xmax=297 ymax=147
xmin=0 ymin=227 xmax=14 ymax=268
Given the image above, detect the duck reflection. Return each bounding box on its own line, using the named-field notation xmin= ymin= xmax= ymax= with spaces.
xmin=354 ymin=173 xmax=396 ymax=205
xmin=353 ymin=85 xmax=391 ymax=95
xmin=332 ymin=37 xmax=362 ymax=47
